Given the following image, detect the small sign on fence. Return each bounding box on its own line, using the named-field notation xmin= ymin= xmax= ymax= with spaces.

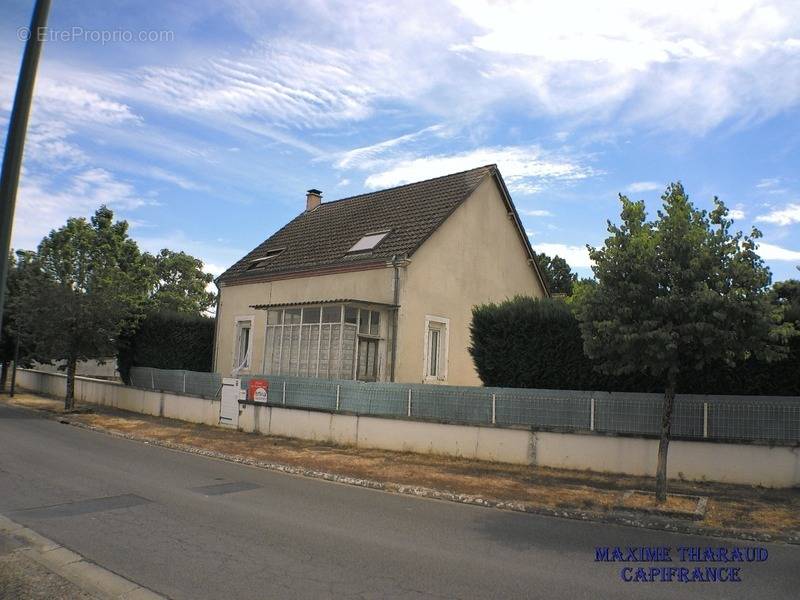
xmin=248 ymin=379 xmax=269 ymax=403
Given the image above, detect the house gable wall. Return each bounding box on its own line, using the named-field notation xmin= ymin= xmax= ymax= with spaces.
xmin=394 ymin=175 xmax=545 ymax=385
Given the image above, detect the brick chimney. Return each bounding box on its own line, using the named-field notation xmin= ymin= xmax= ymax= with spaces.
xmin=306 ymin=188 xmax=322 ymax=211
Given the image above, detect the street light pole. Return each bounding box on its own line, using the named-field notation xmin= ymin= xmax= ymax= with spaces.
xmin=0 ymin=0 xmax=52 ymax=336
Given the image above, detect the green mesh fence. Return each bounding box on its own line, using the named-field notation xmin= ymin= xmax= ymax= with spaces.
xmin=128 ymin=367 xmax=800 ymax=443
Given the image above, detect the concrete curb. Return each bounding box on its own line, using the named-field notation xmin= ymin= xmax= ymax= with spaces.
xmin=51 ymin=413 xmax=800 ymax=547
xmin=0 ymin=513 xmax=166 ymax=599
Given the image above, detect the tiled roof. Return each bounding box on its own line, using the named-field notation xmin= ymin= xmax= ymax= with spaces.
xmin=218 ymin=165 xmax=520 ymax=284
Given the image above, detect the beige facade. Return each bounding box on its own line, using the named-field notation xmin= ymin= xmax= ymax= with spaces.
xmin=393 ymin=176 xmax=545 ymax=385
xmin=214 ymin=172 xmax=546 ymax=385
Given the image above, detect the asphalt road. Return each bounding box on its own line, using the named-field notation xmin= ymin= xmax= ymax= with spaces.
xmin=0 ymin=402 xmax=797 ymax=600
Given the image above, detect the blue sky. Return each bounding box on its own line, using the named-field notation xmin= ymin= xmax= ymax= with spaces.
xmin=1 ymin=0 xmax=799 ymax=281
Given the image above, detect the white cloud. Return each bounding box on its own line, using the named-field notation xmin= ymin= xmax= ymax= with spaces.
xmin=755 ymin=203 xmax=800 ymax=225
xmin=757 ymin=242 xmax=800 ymax=261
xmin=144 ymin=166 xmax=206 ymax=191
xmin=626 ymin=181 xmax=661 ymax=193
xmin=133 ymin=40 xmax=408 ymax=130
xmin=203 ymin=263 xmax=226 ymax=277
xmin=12 ymin=169 xmax=148 ymax=251
xmin=730 ymin=206 xmax=746 ymax=220
xmin=452 ymin=0 xmax=800 ymax=132
xmin=362 ymin=145 xmax=595 ymax=192
xmin=531 ymin=242 xmax=592 ymax=268
xmin=335 ymin=125 xmax=448 ymax=170
xmin=756 ymin=177 xmax=783 ymax=190
xmin=521 ymin=209 xmax=553 ymax=217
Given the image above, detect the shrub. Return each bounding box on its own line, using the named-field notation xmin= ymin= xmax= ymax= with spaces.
xmin=470 ymin=296 xmax=800 ymax=395
xmin=117 ymin=311 xmax=214 ymax=383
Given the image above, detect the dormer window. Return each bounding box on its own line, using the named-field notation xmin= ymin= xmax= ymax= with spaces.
xmin=347 ymin=231 xmax=389 ymax=254
xmin=247 ymin=248 xmax=285 ymax=270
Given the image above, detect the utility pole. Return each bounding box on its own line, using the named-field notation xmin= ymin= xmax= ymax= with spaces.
xmin=0 ymin=0 xmax=52 ymax=336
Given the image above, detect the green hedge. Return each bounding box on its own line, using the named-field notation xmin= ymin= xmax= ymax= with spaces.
xmin=469 ymin=296 xmax=800 ymax=396
xmin=117 ymin=311 xmax=214 ymax=383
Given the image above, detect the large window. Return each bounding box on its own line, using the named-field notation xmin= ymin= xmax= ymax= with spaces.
xmin=263 ymin=304 xmax=383 ymax=380
xmin=424 ymin=316 xmax=448 ymax=382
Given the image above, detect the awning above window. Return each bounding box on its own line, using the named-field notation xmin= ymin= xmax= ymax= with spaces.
xmin=250 ymin=299 xmax=398 ymax=310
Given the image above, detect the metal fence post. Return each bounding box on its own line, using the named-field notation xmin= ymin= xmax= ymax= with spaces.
xmin=407 ymin=388 xmax=412 ymax=417
xmin=703 ymin=402 xmax=708 ymax=438
xmin=491 ymin=393 xmax=496 ymax=424
xmin=590 ymin=397 xmax=595 ymax=431
xmin=150 ymin=368 xmax=155 ymax=391
xmin=183 ymin=371 xmax=186 ymax=394
xmin=336 ymin=384 xmax=340 ymax=411
xmin=282 ymin=381 xmax=286 ymax=406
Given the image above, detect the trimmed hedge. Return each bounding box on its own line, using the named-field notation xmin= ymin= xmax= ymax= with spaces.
xmin=117 ymin=311 xmax=214 ymax=384
xmin=470 ymin=296 xmax=800 ymax=396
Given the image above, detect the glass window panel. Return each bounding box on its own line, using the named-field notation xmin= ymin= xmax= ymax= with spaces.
xmin=370 ymin=311 xmax=380 ymax=335
xmin=340 ymin=323 xmax=357 ymax=378
xmin=318 ymin=325 xmax=331 ymax=378
xmin=264 ymin=327 xmax=276 ymax=373
xmin=428 ymin=328 xmax=439 ymax=377
xmin=344 ymin=307 xmax=358 ymax=324
xmin=266 ymin=310 xmax=282 ymax=325
xmin=329 ymin=324 xmax=341 ymax=377
xmin=359 ymin=309 xmax=370 ymax=334
xmin=280 ymin=327 xmax=292 ymax=373
xmin=299 ymin=326 xmax=311 ymax=376
xmin=237 ymin=325 xmax=251 ymax=368
xmin=347 ymin=231 xmax=389 ymax=253
xmin=285 ymin=308 xmax=301 ymax=324
xmin=302 ymin=307 xmax=320 ymax=324
xmin=289 ymin=326 xmax=300 ymax=373
xmin=322 ymin=306 xmax=341 ymax=323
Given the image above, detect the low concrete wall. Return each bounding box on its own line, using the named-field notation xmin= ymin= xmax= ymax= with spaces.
xmin=17 ymin=369 xmax=800 ymax=487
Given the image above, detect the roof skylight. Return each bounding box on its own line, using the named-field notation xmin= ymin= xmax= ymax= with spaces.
xmin=347 ymin=231 xmax=389 ymax=254
xmin=247 ymin=248 xmax=285 ymax=270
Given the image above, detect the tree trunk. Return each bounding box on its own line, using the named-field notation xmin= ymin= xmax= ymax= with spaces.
xmin=65 ymin=355 xmax=77 ymax=411
xmin=0 ymin=360 xmax=8 ymax=393
xmin=655 ymin=370 xmax=678 ymax=503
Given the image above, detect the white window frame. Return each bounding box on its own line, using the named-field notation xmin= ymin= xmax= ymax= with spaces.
xmin=423 ymin=315 xmax=449 ymax=383
xmin=232 ymin=316 xmax=254 ymax=373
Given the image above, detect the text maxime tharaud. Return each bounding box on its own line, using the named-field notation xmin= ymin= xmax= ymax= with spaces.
xmin=595 ymin=545 xmax=768 ymax=583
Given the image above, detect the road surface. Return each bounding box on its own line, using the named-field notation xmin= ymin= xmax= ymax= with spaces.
xmin=0 ymin=402 xmax=797 ymax=599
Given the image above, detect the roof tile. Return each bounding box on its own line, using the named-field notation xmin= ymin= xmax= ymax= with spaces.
xmin=219 ymin=164 xmax=495 ymax=283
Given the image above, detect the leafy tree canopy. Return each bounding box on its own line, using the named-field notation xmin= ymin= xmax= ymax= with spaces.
xmin=534 ymin=252 xmax=577 ymax=295
xmin=579 ymin=184 xmax=792 ymax=381
xmin=769 ymin=278 xmax=800 ymax=325
xmin=147 ymin=249 xmax=215 ymax=315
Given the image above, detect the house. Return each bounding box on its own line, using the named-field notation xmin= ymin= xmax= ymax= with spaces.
xmin=213 ymin=164 xmax=548 ymax=386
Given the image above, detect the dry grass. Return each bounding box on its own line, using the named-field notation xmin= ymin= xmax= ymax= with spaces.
xmin=621 ymin=491 xmax=699 ymax=515
xmin=5 ymin=391 xmax=799 ymax=537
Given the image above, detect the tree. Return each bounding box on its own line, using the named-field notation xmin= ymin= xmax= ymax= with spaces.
xmin=13 ymin=206 xmax=151 ymax=409
xmin=534 ymin=252 xmax=577 ymax=295
xmin=564 ymin=277 xmax=597 ymax=309
xmin=769 ymin=279 xmax=800 ymax=325
xmin=0 ymin=251 xmax=39 ymax=390
xmin=147 ymin=249 xmax=215 ymax=314
xmin=577 ymin=183 xmax=794 ymax=502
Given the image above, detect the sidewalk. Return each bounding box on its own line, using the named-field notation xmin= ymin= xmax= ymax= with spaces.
xmin=5 ymin=391 xmax=799 ymax=544
xmin=0 ymin=514 xmax=163 ymax=600
xmin=0 ymin=534 xmax=93 ymax=600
